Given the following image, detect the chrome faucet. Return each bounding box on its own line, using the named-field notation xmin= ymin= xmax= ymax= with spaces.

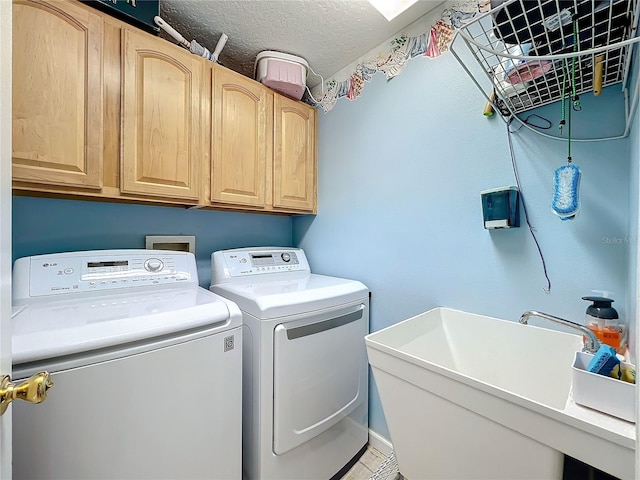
xmin=519 ymin=310 xmax=601 ymax=354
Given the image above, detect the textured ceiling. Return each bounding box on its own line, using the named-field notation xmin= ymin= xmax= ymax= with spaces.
xmin=160 ymin=0 xmax=446 ymax=87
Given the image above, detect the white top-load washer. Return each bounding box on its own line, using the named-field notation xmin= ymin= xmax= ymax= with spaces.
xmin=210 ymin=247 xmax=369 ymax=480
xmin=12 ymin=249 xmax=243 ymax=480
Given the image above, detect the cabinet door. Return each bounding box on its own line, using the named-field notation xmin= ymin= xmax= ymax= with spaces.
xmin=273 ymin=95 xmax=317 ymax=212
xmin=12 ymin=0 xmax=103 ymax=189
xmin=211 ymin=67 xmax=270 ymax=207
xmin=121 ymin=29 xmax=201 ymax=201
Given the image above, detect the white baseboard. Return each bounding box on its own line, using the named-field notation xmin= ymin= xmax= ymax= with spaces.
xmin=368 ymin=429 xmax=393 ymax=456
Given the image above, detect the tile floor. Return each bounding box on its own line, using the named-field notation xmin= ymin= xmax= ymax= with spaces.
xmin=342 ymin=449 xmax=620 ymax=480
xmin=341 ymin=445 xmax=395 ymax=480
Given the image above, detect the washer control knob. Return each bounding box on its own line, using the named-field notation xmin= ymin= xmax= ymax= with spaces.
xmin=144 ymin=258 xmax=163 ymax=272
xmin=281 ymin=252 xmax=291 ymax=263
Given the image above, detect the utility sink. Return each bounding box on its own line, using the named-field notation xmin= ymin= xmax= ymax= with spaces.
xmin=377 ymin=307 xmax=583 ymax=408
xmin=365 ymin=307 xmax=635 ymax=480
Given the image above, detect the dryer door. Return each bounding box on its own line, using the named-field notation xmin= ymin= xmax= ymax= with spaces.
xmin=272 ymin=301 xmax=368 ymax=455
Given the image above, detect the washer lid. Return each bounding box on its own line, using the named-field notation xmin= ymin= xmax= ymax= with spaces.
xmin=12 ymin=286 xmax=241 ymax=365
xmin=210 ymin=273 xmax=368 ymax=319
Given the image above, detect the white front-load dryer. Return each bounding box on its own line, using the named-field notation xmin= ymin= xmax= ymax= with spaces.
xmin=210 ymin=247 xmax=369 ymax=480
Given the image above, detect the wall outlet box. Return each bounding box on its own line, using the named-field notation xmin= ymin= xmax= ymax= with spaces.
xmin=145 ymin=235 xmax=195 ymax=253
xmin=481 ymin=186 xmax=520 ymax=229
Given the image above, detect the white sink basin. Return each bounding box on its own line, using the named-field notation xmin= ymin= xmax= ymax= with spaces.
xmin=379 ymin=307 xmax=582 ymax=409
xmin=366 ymin=307 xmax=635 ymax=480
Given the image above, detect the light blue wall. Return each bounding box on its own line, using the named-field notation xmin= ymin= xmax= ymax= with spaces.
xmin=12 ymin=196 xmax=293 ymax=287
xmin=293 ymin=52 xmax=631 ymax=439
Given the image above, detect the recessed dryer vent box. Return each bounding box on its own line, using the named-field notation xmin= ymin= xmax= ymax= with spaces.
xmin=145 ymin=235 xmax=195 ymax=254
xmin=481 ymin=186 xmax=520 ymax=229
xmin=255 ymin=51 xmax=308 ymax=100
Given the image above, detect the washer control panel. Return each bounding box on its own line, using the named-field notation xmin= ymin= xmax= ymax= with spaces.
xmin=13 ymin=250 xmax=199 ymax=300
xmin=212 ymin=248 xmax=310 ymax=280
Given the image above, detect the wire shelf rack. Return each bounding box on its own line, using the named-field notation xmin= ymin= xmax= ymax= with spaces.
xmin=450 ymin=0 xmax=640 ymax=140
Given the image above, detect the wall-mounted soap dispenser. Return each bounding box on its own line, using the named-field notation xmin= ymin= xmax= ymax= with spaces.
xmin=481 ymin=186 xmax=520 ymax=229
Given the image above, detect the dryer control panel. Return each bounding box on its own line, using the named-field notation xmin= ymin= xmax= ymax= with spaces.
xmin=211 ymin=248 xmax=311 ymax=282
xmin=13 ymin=250 xmax=199 ymax=302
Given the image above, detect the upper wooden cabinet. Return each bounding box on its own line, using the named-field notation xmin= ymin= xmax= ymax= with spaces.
xmin=12 ymin=0 xmax=317 ymax=214
xmin=12 ymin=0 xmax=104 ymax=189
xmin=210 ymin=66 xmax=271 ymax=208
xmin=120 ymin=29 xmax=202 ymax=201
xmin=208 ymin=66 xmax=317 ymax=213
xmin=273 ymin=95 xmax=317 ymax=212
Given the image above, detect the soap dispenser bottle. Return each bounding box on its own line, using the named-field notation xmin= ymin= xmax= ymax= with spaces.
xmin=582 ymin=296 xmax=622 ymax=351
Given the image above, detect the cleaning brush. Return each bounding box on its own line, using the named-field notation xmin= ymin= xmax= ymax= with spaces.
xmin=552 ymin=164 xmax=581 ymax=219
